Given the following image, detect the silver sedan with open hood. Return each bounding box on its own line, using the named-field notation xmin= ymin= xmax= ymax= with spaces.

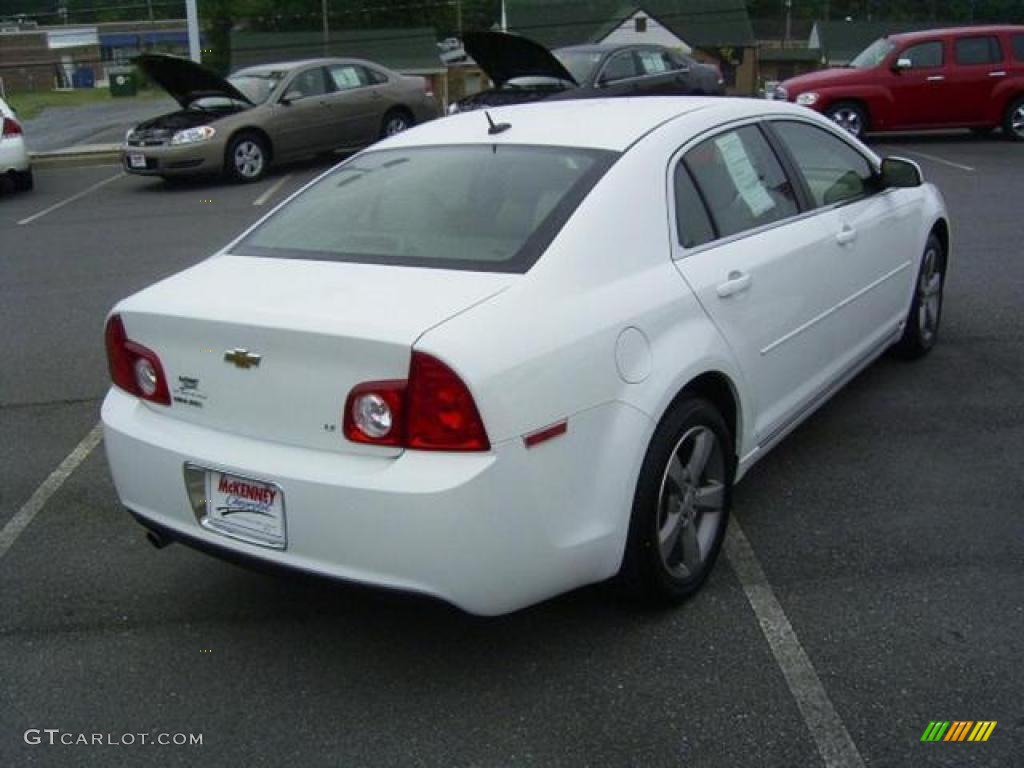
xmin=123 ymin=54 xmax=439 ymax=182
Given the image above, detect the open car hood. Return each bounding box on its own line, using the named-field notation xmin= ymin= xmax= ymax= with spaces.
xmin=134 ymin=53 xmax=253 ymax=109
xmin=463 ymin=31 xmax=577 ymax=88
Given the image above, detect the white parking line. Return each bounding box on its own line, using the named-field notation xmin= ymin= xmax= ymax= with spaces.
xmin=253 ymin=173 xmax=292 ymax=206
xmin=0 ymin=423 xmax=102 ymax=561
xmin=897 ymin=149 xmax=975 ymax=172
xmin=725 ymin=521 xmax=867 ymax=768
xmin=17 ymin=172 xmax=125 ymax=225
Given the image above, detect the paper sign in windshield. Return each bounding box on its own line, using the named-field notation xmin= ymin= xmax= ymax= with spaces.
xmin=715 ymin=132 xmax=776 ymax=218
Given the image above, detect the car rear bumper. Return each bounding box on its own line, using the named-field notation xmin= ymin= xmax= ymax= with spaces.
xmin=101 ymin=388 xmax=645 ymax=614
xmin=0 ymin=136 xmax=31 ymax=173
xmin=121 ymin=142 xmax=224 ymax=176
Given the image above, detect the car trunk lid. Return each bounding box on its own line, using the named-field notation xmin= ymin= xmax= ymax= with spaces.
xmin=115 ymin=255 xmax=512 ymax=457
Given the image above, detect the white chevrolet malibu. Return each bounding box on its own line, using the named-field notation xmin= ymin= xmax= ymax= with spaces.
xmin=102 ymin=97 xmax=949 ymax=615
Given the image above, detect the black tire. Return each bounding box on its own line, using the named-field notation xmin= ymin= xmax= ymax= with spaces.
xmin=1002 ymin=95 xmax=1024 ymax=142
xmin=225 ymin=132 xmax=269 ymax=183
xmin=619 ymin=396 xmax=734 ymax=605
xmin=379 ymin=109 xmax=414 ymax=140
xmin=893 ymin=232 xmax=945 ymax=359
xmin=825 ymin=101 xmax=868 ymax=139
xmin=13 ymin=169 xmax=33 ymax=192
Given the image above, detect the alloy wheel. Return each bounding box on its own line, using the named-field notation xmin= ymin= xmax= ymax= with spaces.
xmin=830 ymin=108 xmax=863 ymax=137
xmin=384 ymin=116 xmax=410 ymax=137
xmin=656 ymin=425 xmax=727 ymax=579
xmin=1012 ymin=104 xmax=1024 ymax=139
xmin=917 ymin=244 xmax=943 ymax=345
xmin=234 ymin=141 xmax=265 ymax=179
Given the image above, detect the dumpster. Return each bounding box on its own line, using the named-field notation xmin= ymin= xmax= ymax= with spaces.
xmin=108 ymin=66 xmax=136 ymax=97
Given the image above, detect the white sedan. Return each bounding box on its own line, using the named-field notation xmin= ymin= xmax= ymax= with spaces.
xmin=0 ymin=96 xmax=33 ymax=192
xmin=102 ymin=97 xmax=949 ymax=615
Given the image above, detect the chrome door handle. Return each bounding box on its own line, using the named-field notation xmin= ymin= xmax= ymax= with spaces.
xmin=836 ymin=225 xmax=858 ymax=246
xmin=716 ymin=270 xmax=752 ymax=298
xmin=927 ymin=75 xmax=945 ymax=82
xmin=989 ymin=71 xmax=1007 ymax=77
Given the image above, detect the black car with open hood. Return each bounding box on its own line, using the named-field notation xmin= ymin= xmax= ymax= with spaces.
xmin=450 ymin=32 xmax=723 ymax=114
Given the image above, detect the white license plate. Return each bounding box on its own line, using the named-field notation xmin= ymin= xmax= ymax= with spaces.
xmin=201 ymin=470 xmax=286 ymax=549
xmin=128 ymin=152 xmax=147 ymax=169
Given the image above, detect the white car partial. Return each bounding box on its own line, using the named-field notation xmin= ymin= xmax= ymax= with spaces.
xmin=101 ymin=97 xmax=949 ymax=615
xmin=0 ymin=96 xmax=33 ymax=192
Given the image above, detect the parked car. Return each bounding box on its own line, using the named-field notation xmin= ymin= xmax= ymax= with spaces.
xmin=0 ymin=96 xmax=33 ymax=192
xmin=776 ymin=24 xmax=1024 ymax=140
xmin=124 ymin=54 xmax=439 ymax=182
xmin=102 ymin=97 xmax=949 ymax=615
xmin=450 ymin=31 xmax=723 ymax=113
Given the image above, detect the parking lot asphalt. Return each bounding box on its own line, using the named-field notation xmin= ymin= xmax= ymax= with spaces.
xmin=1 ymin=136 xmax=1022 ymax=767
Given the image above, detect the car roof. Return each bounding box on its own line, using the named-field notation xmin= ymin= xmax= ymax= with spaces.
xmin=233 ymin=57 xmax=380 ymax=75
xmin=887 ymin=24 xmax=1024 ymax=44
xmin=379 ymin=97 xmax=814 ymax=153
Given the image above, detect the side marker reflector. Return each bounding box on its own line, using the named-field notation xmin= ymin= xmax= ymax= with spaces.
xmin=523 ymin=420 xmax=568 ymax=449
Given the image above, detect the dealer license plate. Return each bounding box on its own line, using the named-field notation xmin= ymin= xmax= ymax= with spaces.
xmin=128 ymin=153 xmax=147 ymax=169
xmin=200 ymin=470 xmax=287 ymax=549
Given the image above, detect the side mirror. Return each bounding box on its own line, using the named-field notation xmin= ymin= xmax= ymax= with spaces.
xmin=280 ymin=90 xmax=301 ymax=105
xmin=880 ymin=157 xmax=923 ymax=188
xmin=893 ymin=57 xmax=912 ymax=72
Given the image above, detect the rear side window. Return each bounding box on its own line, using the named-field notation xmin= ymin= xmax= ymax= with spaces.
xmin=683 ymin=126 xmax=799 ymax=240
xmin=328 ymin=65 xmax=367 ymax=91
xmin=674 ymin=164 xmax=715 ymax=249
xmin=955 ymin=36 xmax=1003 ymax=65
xmin=901 ymin=41 xmax=944 ymax=68
xmin=235 ymin=145 xmax=617 ymax=273
xmin=638 ymin=50 xmax=676 ymax=75
xmin=772 ymin=121 xmax=876 ymax=208
xmin=1014 ymin=34 xmax=1024 ymax=62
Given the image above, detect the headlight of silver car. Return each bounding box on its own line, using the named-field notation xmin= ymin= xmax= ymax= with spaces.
xmin=447 ymin=102 xmax=460 ymax=115
xmin=124 ymin=128 xmax=136 ymax=142
xmin=796 ymin=92 xmax=820 ymax=106
xmin=170 ymin=126 xmax=217 ymax=145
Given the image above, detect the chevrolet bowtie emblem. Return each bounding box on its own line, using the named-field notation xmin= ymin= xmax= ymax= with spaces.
xmin=224 ymin=348 xmax=262 ymax=369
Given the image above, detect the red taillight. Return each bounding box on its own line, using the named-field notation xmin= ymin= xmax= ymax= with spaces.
xmin=104 ymin=314 xmax=171 ymax=405
xmin=343 ymin=351 xmax=490 ymax=452
xmin=2 ymin=117 xmax=22 ymax=137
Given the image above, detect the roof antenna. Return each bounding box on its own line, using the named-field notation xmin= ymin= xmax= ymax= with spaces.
xmin=485 ymin=111 xmax=511 ymax=135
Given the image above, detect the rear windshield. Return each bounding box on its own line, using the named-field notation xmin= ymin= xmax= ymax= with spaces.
xmin=234 ymin=145 xmax=617 ymax=273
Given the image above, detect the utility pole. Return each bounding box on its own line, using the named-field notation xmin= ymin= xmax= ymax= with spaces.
xmin=783 ymin=0 xmax=792 ymax=47
xmin=322 ymin=0 xmax=330 ymax=56
xmin=455 ymin=0 xmax=463 ymax=37
xmin=185 ymin=0 xmax=200 ymax=63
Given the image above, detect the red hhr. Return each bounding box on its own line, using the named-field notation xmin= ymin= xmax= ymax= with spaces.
xmin=776 ymin=25 xmax=1024 ymax=140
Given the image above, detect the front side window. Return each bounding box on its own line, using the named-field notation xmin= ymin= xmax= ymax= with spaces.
xmin=900 ymin=41 xmax=944 ymax=68
xmin=600 ymin=51 xmax=639 ymax=83
xmin=235 ymin=145 xmax=617 ymax=273
xmin=955 ymin=36 xmax=1003 ymax=65
xmin=287 ymin=67 xmax=331 ymax=99
xmin=772 ymin=121 xmax=876 ymax=207
xmin=683 ymin=126 xmax=799 ymax=240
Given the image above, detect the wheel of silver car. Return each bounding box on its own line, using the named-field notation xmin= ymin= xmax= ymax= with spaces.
xmin=893 ymin=232 xmax=945 ymax=359
xmin=380 ymin=110 xmax=413 ymax=139
xmin=1003 ymin=96 xmax=1024 ymax=142
xmin=227 ymin=134 xmax=268 ymax=182
xmin=826 ymin=102 xmax=868 ymax=139
xmin=620 ymin=396 xmax=733 ymax=604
